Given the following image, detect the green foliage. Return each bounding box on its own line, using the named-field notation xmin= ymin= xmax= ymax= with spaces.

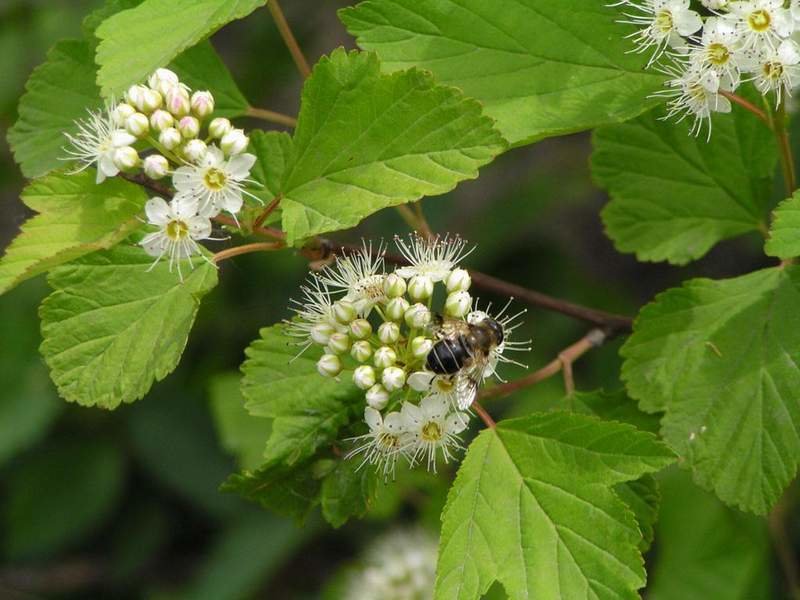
xmin=94 ymin=0 xmax=266 ymax=96
xmin=622 ymin=266 xmax=800 ymax=514
xmin=0 ymin=172 xmax=146 ymax=295
xmin=340 ymin=0 xmax=664 ymax=147
xmin=270 ymin=48 xmax=505 ymax=244
xmin=765 ymin=191 xmax=800 ymax=259
xmin=40 ymin=245 xmax=218 ymax=409
xmin=592 ymin=101 xmax=776 ymax=265
xmin=7 ymin=39 xmax=100 ymax=178
xmin=435 ymin=413 xmax=675 ymax=599
xmin=321 ymin=458 xmax=378 ymax=528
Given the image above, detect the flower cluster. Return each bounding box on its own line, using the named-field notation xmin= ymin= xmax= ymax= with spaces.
xmin=62 ymin=68 xmax=260 ymax=277
xmin=614 ymin=0 xmax=800 ymax=136
xmin=343 ymin=527 xmax=437 ymax=600
xmin=286 ymin=235 xmax=528 ymax=477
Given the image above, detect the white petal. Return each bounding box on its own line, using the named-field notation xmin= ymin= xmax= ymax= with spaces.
xmin=140 ymin=232 xmax=167 ymax=257
xmin=421 ymin=394 xmax=448 ymax=418
xmin=172 ymin=166 xmax=198 ymax=191
xmin=98 ymin=153 xmax=119 ymax=178
xmin=383 ymin=412 xmax=405 ymax=432
xmin=674 ymin=10 xmax=703 ymax=36
xmin=218 ymin=189 xmax=244 ymax=214
xmin=774 ymin=10 xmax=794 ymax=37
xmin=187 ymin=215 xmax=212 ymax=239
xmin=401 ymin=402 xmax=424 ymax=427
xmin=227 ymin=153 xmax=257 ymax=179
xmin=779 ymin=40 xmax=800 ymax=65
xmin=145 ymin=197 xmax=172 ymax=225
xmin=446 ymin=413 xmax=468 ymax=435
xmin=111 ymin=130 xmax=137 ymax=147
xmin=714 ymin=95 xmax=732 ymax=114
xmin=173 ymin=194 xmax=200 ymax=219
xmin=364 ymin=407 xmax=382 ymax=431
xmin=408 ymin=371 xmax=434 ymax=392
xmin=203 ymin=145 xmax=225 ymax=167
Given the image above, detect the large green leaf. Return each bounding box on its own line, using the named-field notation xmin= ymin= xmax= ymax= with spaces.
xmin=278 ymin=48 xmax=505 ymax=244
xmin=622 ymin=266 xmax=800 ymax=514
xmin=7 ymin=39 xmax=101 ymax=178
xmin=40 ymin=245 xmax=218 ymax=409
xmin=765 ymin=191 xmax=800 ymax=259
xmin=340 ymin=0 xmax=664 ymax=147
xmin=435 ymin=413 xmax=675 ymax=600
xmin=592 ymin=99 xmax=775 ymax=265
xmin=320 ymin=458 xmax=378 ymax=528
xmin=95 ymin=0 xmax=266 ymax=96
xmin=0 ymin=172 xmax=146 ymax=295
xmin=241 ymin=324 xmax=363 ymax=465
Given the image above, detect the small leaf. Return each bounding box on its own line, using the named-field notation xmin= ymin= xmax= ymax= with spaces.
xmin=95 ymin=0 xmax=266 ymax=96
xmin=592 ymin=97 xmax=776 ymax=265
xmin=7 ymin=39 xmax=101 ymax=178
xmin=615 ymin=475 xmax=660 ymax=553
xmin=435 ymin=412 xmax=675 ymax=599
xmin=0 ymin=171 xmax=146 ymax=295
xmin=249 ymin=130 xmax=292 ymax=201
xmin=765 ymin=191 xmax=800 ymax=259
xmin=40 ymin=245 xmax=218 ymax=409
xmin=278 ymin=48 xmax=506 ymax=244
xmin=622 ymin=266 xmax=800 ymax=514
xmin=241 ymin=324 xmax=363 ymax=465
xmin=340 ymin=0 xmax=664 ymax=147
xmin=321 ymin=458 xmax=378 ymax=528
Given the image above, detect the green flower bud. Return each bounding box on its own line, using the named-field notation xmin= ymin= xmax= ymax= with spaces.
xmin=125 ymin=112 xmax=150 ymax=138
xmin=404 ymin=303 xmax=431 ymax=329
xmin=112 ymin=102 xmax=136 ymax=127
xmin=377 ymin=322 xmax=400 ymax=345
xmin=327 ymin=332 xmax=351 ymax=355
xmin=125 ymin=84 xmax=148 ymax=109
xmin=408 ymin=274 xmax=434 ymax=301
xmin=446 ymin=268 xmax=472 ymax=292
xmin=209 ymin=117 xmax=233 ymax=139
xmin=143 ymin=154 xmax=169 ymax=180
xmin=349 ymin=319 xmax=373 ymax=340
xmin=221 ymin=128 xmax=249 ymax=155
xmin=182 ymin=139 xmax=207 ymax=162
xmin=381 ymin=366 xmax=406 ymax=392
xmin=112 ymin=146 xmax=139 ymax=171
xmin=366 ymin=384 xmax=390 ymax=410
xmin=383 ymin=273 xmax=407 ymax=298
xmin=158 ymin=127 xmax=182 ymax=150
xmin=139 ymin=88 xmax=163 ymax=114
xmin=350 ymin=340 xmax=373 ymax=363
xmin=165 ymin=87 xmax=190 ymax=117
xmin=149 ymin=109 xmax=174 ymax=132
xmin=317 ymin=353 xmax=342 ymax=378
xmin=410 ymin=336 xmax=433 ymax=359
xmin=177 ymin=115 xmax=200 ymax=139
xmin=445 ymin=290 xmax=472 ymax=318
xmin=353 ymin=365 xmax=377 ymax=390
xmin=385 ymin=297 xmax=410 ymax=322
xmin=191 ymin=90 xmax=215 ymax=119
xmin=333 ymin=300 xmax=358 ymax=324
xmin=310 ymin=323 xmax=335 ymax=345
xmin=374 ymin=346 xmax=397 ymax=369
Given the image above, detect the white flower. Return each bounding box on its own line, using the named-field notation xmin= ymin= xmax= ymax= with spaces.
xmin=401 ymin=395 xmax=467 ymax=472
xmin=395 ymin=234 xmax=473 ymax=282
xmin=172 ymin=145 xmax=258 ymax=218
xmin=726 ymin=0 xmax=793 ymax=53
xmin=319 ymin=242 xmax=387 ymax=316
xmin=62 ymin=102 xmax=138 ymax=184
xmin=689 ymin=17 xmax=746 ymax=88
xmin=139 ymin=196 xmax=213 ymax=280
xmin=752 ymin=38 xmax=800 ymax=105
xmin=285 ymin=275 xmax=340 ymax=357
xmin=347 ymin=408 xmax=410 ymax=478
xmin=701 ymin=0 xmax=729 ymax=9
xmin=653 ymin=64 xmax=732 ymax=138
xmin=617 ymin=0 xmax=703 ymax=66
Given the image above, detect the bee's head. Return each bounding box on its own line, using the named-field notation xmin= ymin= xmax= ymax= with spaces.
xmin=467 ymin=311 xmax=504 ymax=345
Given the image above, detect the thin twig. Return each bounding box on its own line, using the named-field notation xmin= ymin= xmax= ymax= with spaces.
xmin=212 ymin=241 xmax=285 ymax=263
xmin=471 ymin=400 xmax=496 ymax=428
xmin=267 ymin=0 xmax=311 ymax=79
xmin=769 ymin=490 xmax=800 ymax=600
xmin=253 ymin=194 xmax=282 ymax=229
xmin=775 ymin=102 xmax=797 ymax=194
xmin=246 ymin=106 xmax=297 ymax=128
xmin=720 ymin=91 xmax=771 ymax=126
xmin=479 ymin=329 xmax=606 ymax=401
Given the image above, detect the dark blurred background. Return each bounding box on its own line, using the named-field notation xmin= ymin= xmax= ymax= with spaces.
xmin=0 ymin=1 xmax=783 ymax=598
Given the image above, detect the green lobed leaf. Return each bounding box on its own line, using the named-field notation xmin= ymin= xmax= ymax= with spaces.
xmin=40 ymin=245 xmax=218 ymax=409
xmin=622 ymin=266 xmax=800 ymax=514
xmin=278 ymin=48 xmax=506 ymax=244
xmin=320 ymin=458 xmax=378 ymax=528
xmin=592 ymin=98 xmax=776 ymax=265
xmin=7 ymin=39 xmax=101 ymax=179
xmin=340 ymin=0 xmax=665 ymax=147
xmin=435 ymin=412 xmax=675 ymax=600
xmin=241 ymin=323 xmax=363 ymax=465
xmin=0 ymin=171 xmax=147 ymax=295
xmin=765 ymin=191 xmax=800 ymax=259
xmin=95 ymin=0 xmax=266 ymax=96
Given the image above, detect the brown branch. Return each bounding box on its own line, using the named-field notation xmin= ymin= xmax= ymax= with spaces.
xmin=212 ymin=241 xmax=285 ymax=263
xmin=472 ymin=400 xmax=496 ymax=428
xmin=246 ymin=106 xmax=297 ymax=128
xmin=120 ymin=172 xmax=172 ymax=198
xmin=775 ymin=102 xmax=797 ymax=194
xmin=253 ymin=194 xmax=282 ymax=229
xmin=720 ymin=91 xmax=770 ymax=126
xmin=267 ymin=0 xmax=311 ymax=79
xmin=479 ymin=329 xmax=606 ymax=402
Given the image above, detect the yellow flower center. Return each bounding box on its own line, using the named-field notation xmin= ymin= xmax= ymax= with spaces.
xmin=764 ymin=61 xmax=784 ymax=80
xmin=165 ymin=219 xmax=189 ymax=241
xmin=203 ymin=167 xmax=227 ymax=191
xmin=654 ymin=10 xmax=674 ymax=34
xmin=421 ymin=421 xmax=442 ymax=442
xmin=707 ymin=43 xmax=730 ymax=66
xmin=378 ymin=432 xmax=399 ymax=450
xmin=748 ymin=9 xmax=771 ymax=32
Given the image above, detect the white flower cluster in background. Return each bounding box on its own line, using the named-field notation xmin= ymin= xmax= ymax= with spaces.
xmin=286 ymin=236 xmax=528 ymax=478
xmin=62 ymin=68 xmax=260 ymax=277
xmin=344 ymin=528 xmax=437 ymax=600
xmin=613 ymin=0 xmax=800 ymax=136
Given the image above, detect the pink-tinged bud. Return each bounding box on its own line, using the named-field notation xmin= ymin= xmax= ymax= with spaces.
xmin=158 ymin=127 xmax=182 ymax=150
xmin=149 ymin=109 xmax=174 ymax=132
xmin=113 ymin=146 xmax=139 ymax=171
xmin=177 ymin=116 xmax=200 ymax=139
xmin=125 ymin=84 xmax=148 ymax=108
xmin=182 ymin=139 xmax=207 ymax=162
xmin=208 ymin=117 xmax=232 ymax=139
xmin=148 ymin=68 xmax=179 ymax=91
xmin=220 ymin=128 xmax=249 ymax=155
xmin=125 ymin=112 xmax=150 ymax=138
xmin=143 ymin=154 xmax=169 ymax=180
xmin=191 ymin=90 xmax=215 ymax=119
xmin=138 ymin=88 xmax=162 ymax=113
xmin=165 ymin=87 xmax=190 ymax=117
xmin=112 ymin=103 xmax=136 ymax=127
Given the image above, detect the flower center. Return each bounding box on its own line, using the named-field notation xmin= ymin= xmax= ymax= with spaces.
xmin=707 ymin=43 xmax=730 ymax=66
xmin=654 ymin=10 xmax=674 ymax=34
xmin=421 ymin=421 xmax=442 ymax=442
xmin=165 ymin=219 xmax=189 ymax=241
xmin=764 ymin=61 xmax=784 ymax=80
xmin=434 ymin=378 xmax=455 ymax=393
xmin=378 ymin=432 xmax=400 ymax=450
xmin=748 ymin=9 xmax=771 ymax=32
xmin=354 ymin=275 xmax=386 ymax=300
xmin=687 ymin=83 xmax=709 ymax=105
xmin=203 ymin=167 xmax=227 ymax=191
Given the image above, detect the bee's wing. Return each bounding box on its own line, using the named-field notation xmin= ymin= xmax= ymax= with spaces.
xmin=454 ymin=374 xmax=478 ymax=411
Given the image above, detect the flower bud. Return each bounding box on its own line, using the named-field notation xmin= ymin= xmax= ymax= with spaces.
xmin=333 ymin=300 xmax=357 ymax=324
xmin=158 ymin=127 xmax=182 ymax=150
xmin=377 ymin=322 xmax=400 ymax=345
xmin=327 ymin=332 xmax=351 ymax=355
xmin=410 ymin=336 xmax=433 ymax=359
xmin=366 ymin=384 xmax=389 ymax=410
xmin=149 ymin=109 xmax=174 ymax=132
xmin=349 ymin=319 xmax=372 ymax=340
xmin=209 ymin=117 xmax=233 ymax=139
xmin=382 ymin=366 xmax=406 ymax=392
xmin=353 ymin=365 xmax=377 ymax=390
xmin=408 ymin=275 xmax=434 ymax=301
xmin=408 ymin=370 xmax=434 ymax=392
xmin=148 ymin=68 xmax=179 ymax=93
xmin=165 ymin=87 xmax=190 ymax=117
xmin=182 ymin=139 xmax=207 ymax=162
xmin=350 ymin=340 xmax=373 ymax=363
xmin=446 ymin=268 xmax=471 ymax=293
xmin=374 ymin=346 xmax=397 ymax=369
xmin=310 ymin=322 xmax=335 ymax=346
xmin=177 ymin=116 xmax=200 ymax=139
xmin=112 ymin=146 xmax=139 ymax=171
xmin=143 ymin=154 xmax=169 ymax=179
xmin=138 ymin=88 xmax=163 ymax=113
xmin=125 ymin=112 xmax=150 ymax=138
xmin=317 ymin=354 xmax=342 ymax=378
xmin=404 ymin=303 xmax=431 ymax=329
xmin=445 ymin=291 xmax=472 ymax=318
xmin=112 ymin=102 xmax=136 ymax=126
xmin=383 ymin=273 xmax=407 ymax=298
xmin=221 ymin=128 xmax=249 ymax=155
xmin=125 ymin=84 xmax=148 ymax=108
xmin=191 ymin=90 xmax=215 ymax=119
xmin=385 ymin=297 xmax=410 ymax=322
